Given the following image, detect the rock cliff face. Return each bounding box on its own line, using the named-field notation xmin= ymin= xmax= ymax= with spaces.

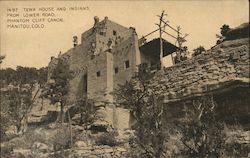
xmin=149 ymin=38 xmax=249 ymax=103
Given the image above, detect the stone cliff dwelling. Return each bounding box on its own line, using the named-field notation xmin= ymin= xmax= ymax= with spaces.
xmin=48 ymin=16 xmax=181 ymax=129
xmin=48 ymin=17 xmax=249 ymax=130
xmin=48 ymin=16 xmax=178 ymax=104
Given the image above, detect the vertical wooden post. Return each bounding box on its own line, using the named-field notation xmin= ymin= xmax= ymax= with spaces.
xmin=159 ymin=10 xmax=164 ymax=69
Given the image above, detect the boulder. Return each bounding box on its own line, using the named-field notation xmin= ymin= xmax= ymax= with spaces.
xmin=116 ymin=147 xmax=127 ymax=152
xmin=13 ymin=149 xmax=32 ymax=157
xmin=5 ymin=125 xmax=17 ymax=135
xmin=32 ymin=142 xmax=49 ymax=152
xmin=74 ymin=141 xmax=87 ymax=148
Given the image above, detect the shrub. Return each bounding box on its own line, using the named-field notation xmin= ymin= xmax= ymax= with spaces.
xmin=114 ymin=64 xmax=168 ymax=158
xmin=96 ymin=131 xmax=120 ymax=147
xmin=178 ymin=96 xmax=226 ymax=157
xmin=23 ymin=129 xmax=47 ymax=148
xmin=52 ymin=126 xmax=72 ymax=151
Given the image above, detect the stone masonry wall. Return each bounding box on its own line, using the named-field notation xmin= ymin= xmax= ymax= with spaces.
xmin=67 ymin=34 xmax=96 ymax=103
xmin=47 ymin=18 xmax=138 ymax=129
xmin=113 ymin=34 xmax=141 ymax=91
xmin=148 ymin=38 xmax=249 ymax=103
xmin=48 ymin=18 xmax=137 ymax=104
xmin=87 ymin=51 xmax=111 ymax=102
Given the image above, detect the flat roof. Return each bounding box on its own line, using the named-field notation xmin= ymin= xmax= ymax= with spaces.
xmin=139 ymin=38 xmax=179 ymax=57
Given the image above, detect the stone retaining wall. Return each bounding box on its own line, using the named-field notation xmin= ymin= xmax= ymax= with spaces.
xmin=148 ymin=38 xmax=249 ymax=103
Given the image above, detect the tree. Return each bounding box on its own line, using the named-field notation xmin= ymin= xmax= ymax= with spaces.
xmin=0 ymin=66 xmax=40 ymax=134
xmin=0 ymin=68 xmax=16 ymax=85
xmin=7 ymin=86 xmax=32 ymax=133
xmin=0 ymin=66 xmax=44 ymax=86
xmin=192 ymin=46 xmax=206 ymax=57
xmin=0 ymin=91 xmax=13 ymax=140
xmin=37 ymin=67 xmax=48 ymax=110
xmin=216 ymin=24 xmax=231 ymax=44
xmin=15 ymin=66 xmax=38 ymax=87
xmin=178 ymin=96 xmax=226 ymax=158
xmin=37 ymin=67 xmax=48 ymax=87
xmin=45 ymin=59 xmax=72 ymax=123
xmin=0 ymin=54 xmax=5 ymax=64
xmin=115 ymin=64 xmax=168 ymax=158
xmin=220 ymin=24 xmax=230 ymax=37
xmin=2 ymin=84 xmax=39 ymax=134
xmin=75 ymin=98 xmax=99 ymax=129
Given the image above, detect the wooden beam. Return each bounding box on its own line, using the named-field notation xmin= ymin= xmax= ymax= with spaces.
xmin=162 ymin=30 xmax=178 ymax=40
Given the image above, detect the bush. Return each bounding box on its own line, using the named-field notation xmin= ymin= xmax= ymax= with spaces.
xmin=52 ymin=126 xmax=72 ymax=151
xmin=225 ymin=142 xmax=249 ymax=157
xmin=96 ymin=131 xmax=120 ymax=147
xmin=178 ymin=96 xmax=226 ymax=157
xmin=115 ymin=64 xmax=168 ymax=158
xmin=23 ymin=130 xmax=47 ymax=148
xmin=8 ymin=136 xmax=30 ymax=149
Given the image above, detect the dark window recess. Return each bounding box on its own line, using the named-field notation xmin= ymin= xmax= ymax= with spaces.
xmin=114 ymin=67 xmax=119 ymax=74
xmin=96 ymin=71 xmax=101 ymax=77
xmin=113 ymin=30 xmax=117 ymax=36
xmin=125 ymin=60 xmax=130 ymax=69
xmin=100 ymin=32 xmax=106 ymax=36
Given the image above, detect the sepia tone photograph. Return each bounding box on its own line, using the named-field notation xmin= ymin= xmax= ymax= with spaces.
xmin=0 ymin=0 xmax=249 ymax=157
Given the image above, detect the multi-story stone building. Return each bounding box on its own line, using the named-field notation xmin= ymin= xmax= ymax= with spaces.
xmin=48 ymin=16 xmax=178 ymax=129
xmin=47 ymin=18 xmax=249 ymax=130
xmin=48 ymin=16 xmax=177 ymax=104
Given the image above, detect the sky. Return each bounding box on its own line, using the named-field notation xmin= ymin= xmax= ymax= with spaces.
xmin=0 ymin=0 xmax=249 ymax=69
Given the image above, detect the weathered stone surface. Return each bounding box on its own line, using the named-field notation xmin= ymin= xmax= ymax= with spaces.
xmin=47 ymin=17 xmax=141 ymax=130
xmin=13 ymin=149 xmax=32 ymax=157
xmin=75 ymin=141 xmax=87 ymax=148
xmin=67 ymin=145 xmax=128 ymax=158
xmin=32 ymin=142 xmax=49 ymax=153
xmin=147 ymin=38 xmax=249 ymax=103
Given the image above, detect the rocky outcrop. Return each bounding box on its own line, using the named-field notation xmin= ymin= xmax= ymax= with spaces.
xmin=226 ymin=23 xmax=249 ymax=41
xmin=67 ymin=145 xmax=127 ymax=158
xmin=149 ymin=38 xmax=249 ymax=103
